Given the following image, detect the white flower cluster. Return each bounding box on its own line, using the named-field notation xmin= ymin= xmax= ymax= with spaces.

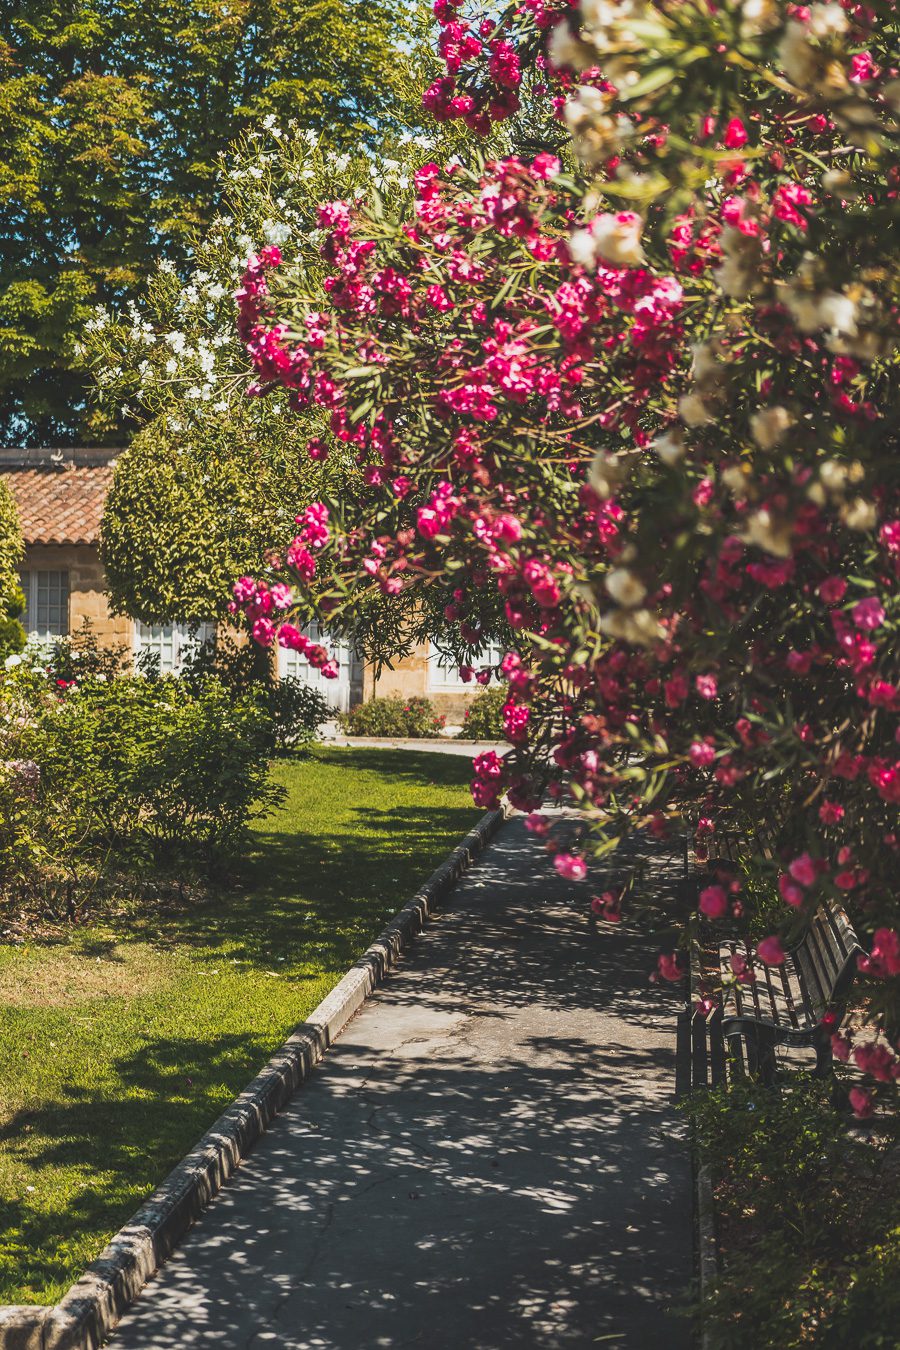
xmin=569 ymin=211 xmax=645 ymax=268
xmin=778 ymin=4 xmax=850 ymax=99
xmin=781 ymin=257 xmax=895 ymax=362
xmin=677 ymin=338 xmax=728 ymax=430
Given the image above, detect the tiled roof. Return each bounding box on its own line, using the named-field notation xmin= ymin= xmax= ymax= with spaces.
xmin=1 ymin=462 xmax=116 ymax=546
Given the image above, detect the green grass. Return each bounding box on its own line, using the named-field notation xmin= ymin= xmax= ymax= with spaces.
xmin=0 ymin=747 xmax=478 ymax=1305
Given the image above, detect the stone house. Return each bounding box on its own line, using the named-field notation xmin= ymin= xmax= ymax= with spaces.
xmin=0 ymin=446 xmax=492 ymax=719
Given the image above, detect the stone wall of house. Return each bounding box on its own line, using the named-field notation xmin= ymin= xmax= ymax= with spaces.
xmin=23 ymin=543 xmax=134 ymax=652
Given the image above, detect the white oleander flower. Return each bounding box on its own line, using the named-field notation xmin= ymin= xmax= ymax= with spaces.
xmin=599 ymin=607 xmax=665 ymax=646
xmin=690 ymin=340 xmax=724 ymax=386
xmin=568 ymin=227 xmax=598 ymax=269
xmin=652 ymin=429 xmax=685 ymax=467
xmin=750 ymin=406 xmax=794 ymax=450
xmin=841 ymin=496 xmax=877 ymax=531
xmin=807 ymin=3 xmax=849 ymax=40
xmin=605 ymin=567 xmax=647 ymax=608
xmin=262 ymin=219 xmax=292 ymax=246
xmin=721 ymin=464 xmax=749 ymax=494
xmin=744 ymin=509 xmax=794 ymax=558
xmin=591 ymin=211 xmax=645 ymax=267
xmin=548 ymin=22 xmax=594 ymax=71
xmin=679 ymin=393 xmax=713 ymax=428
xmin=588 ymin=450 xmax=627 ymax=499
xmin=740 ymin=0 xmax=778 ymax=37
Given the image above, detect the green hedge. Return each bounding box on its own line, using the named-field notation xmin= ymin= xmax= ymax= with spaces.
xmin=456 ymin=685 xmax=506 ymax=740
xmin=0 ymin=671 xmax=281 ymax=916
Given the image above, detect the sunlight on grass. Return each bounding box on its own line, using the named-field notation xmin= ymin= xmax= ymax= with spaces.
xmin=0 ymin=747 xmax=478 ymax=1304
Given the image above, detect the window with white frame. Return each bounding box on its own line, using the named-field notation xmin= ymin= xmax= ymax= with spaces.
xmin=427 ymin=640 xmax=505 ymax=690
xmin=134 ymin=621 xmax=216 ymax=676
xmin=19 ymin=570 xmax=70 ymax=642
xmin=276 ymin=622 xmax=363 ymax=713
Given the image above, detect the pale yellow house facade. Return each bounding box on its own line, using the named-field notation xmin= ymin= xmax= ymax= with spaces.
xmin=1 ymin=447 xmax=488 ymax=719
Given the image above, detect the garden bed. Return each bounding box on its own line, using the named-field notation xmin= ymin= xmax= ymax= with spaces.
xmin=0 ymin=746 xmax=479 ymax=1305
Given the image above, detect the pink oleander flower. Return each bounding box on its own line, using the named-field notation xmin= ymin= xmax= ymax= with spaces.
xmin=819 ymin=800 xmax=845 ymax=824
xmin=472 ymin=750 xmax=504 ymax=809
xmin=592 ymin=890 xmax=622 ymax=923
xmin=788 ymin=853 xmax=818 ymax=887
xmin=699 ymin=884 xmax=728 ymax=919
xmin=233 ymin=575 xmax=257 ymax=605
xmin=757 ymin=936 xmax=786 ymax=966
xmin=503 ymin=701 xmax=530 ymax=744
xmin=818 ymin=576 xmax=847 ymax=605
xmin=251 ymin=617 xmax=274 ymax=645
xmin=664 ymin=672 xmax=689 ymax=707
xmin=772 ymin=181 xmax=814 ymax=230
xmin=523 ymin=811 xmax=549 ymax=836
xmin=695 ymin=674 xmax=718 ymax=700
xmin=269 ymin=583 xmax=294 ymax=611
xmin=657 ymin=952 xmax=683 ymax=982
xmin=688 ymin=739 xmax=716 ymax=768
xmin=778 ymin=874 xmax=805 ymax=907
xmin=849 ymin=1086 xmax=874 ymax=1120
xmin=853 ymin=1042 xmax=898 ymax=1083
xmin=858 ymin=928 xmax=900 ymax=978
xmin=831 ymin=1032 xmax=851 ymax=1061
xmin=852 ymin=596 xmax=886 ymax=630
xmin=723 ymin=117 xmax=748 ymax=149
xmin=554 ymin=852 xmax=587 ymax=881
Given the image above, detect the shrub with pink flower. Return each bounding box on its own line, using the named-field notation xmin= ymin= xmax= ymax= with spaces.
xmin=228 ymin=0 xmax=900 ymax=1105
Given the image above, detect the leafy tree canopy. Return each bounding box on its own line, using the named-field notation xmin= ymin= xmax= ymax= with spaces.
xmin=0 ymin=474 xmax=25 ymax=658
xmin=0 ymin=0 xmax=435 ymax=446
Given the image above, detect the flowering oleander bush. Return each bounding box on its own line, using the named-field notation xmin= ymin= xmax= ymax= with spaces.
xmin=89 ymin=123 xmax=477 ymax=653
xmin=222 ymin=0 xmax=900 ymax=1108
xmin=337 ymin=695 xmax=447 ymax=738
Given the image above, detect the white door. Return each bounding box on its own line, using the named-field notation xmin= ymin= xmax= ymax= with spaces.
xmin=277 ymin=623 xmax=363 ymax=712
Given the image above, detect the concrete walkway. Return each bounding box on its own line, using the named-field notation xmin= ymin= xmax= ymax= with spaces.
xmin=109 ymin=816 xmax=693 ymax=1350
xmin=320 ymin=730 xmax=507 ymax=757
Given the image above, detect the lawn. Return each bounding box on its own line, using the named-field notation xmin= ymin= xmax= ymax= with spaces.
xmin=0 ymin=747 xmax=479 ymax=1305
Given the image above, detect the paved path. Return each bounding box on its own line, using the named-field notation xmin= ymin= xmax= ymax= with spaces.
xmin=109 ymin=816 xmax=693 ymax=1350
xmin=320 ymin=731 xmax=507 ymax=757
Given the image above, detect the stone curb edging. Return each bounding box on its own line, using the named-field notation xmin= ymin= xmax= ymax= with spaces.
xmin=0 ymin=805 xmax=510 ymax=1350
xmin=685 ymin=882 xmax=720 ymax=1350
xmin=696 ymin=1162 xmax=719 ymax=1350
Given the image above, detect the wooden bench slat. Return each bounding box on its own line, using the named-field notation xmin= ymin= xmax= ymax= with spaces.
xmin=690 ymin=818 xmax=863 ymax=1085
xmin=775 ymin=962 xmax=801 ymax=1030
xmin=792 ymin=941 xmax=828 ymax=1021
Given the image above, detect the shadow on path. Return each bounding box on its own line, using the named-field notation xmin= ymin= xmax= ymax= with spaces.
xmin=108 ymin=816 xmax=694 ymax=1350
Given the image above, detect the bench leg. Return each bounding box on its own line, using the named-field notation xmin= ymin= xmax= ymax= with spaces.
xmin=745 ymin=1026 xmax=777 ymax=1084
xmin=813 ymin=1030 xmax=833 ymax=1078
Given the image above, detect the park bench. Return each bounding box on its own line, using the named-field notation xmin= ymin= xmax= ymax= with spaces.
xmin=679 ymin=820 xmax=863 ymax=1089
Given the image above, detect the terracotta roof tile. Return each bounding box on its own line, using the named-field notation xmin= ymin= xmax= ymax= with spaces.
xmin=1 ymin=464 xmax=115 ymax=546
